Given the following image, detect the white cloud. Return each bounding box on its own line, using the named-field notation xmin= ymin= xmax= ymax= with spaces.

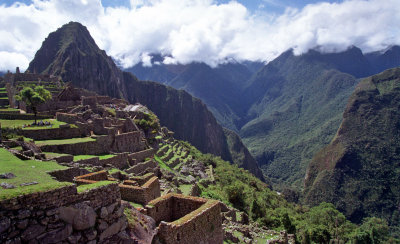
xmin=0 ymin=0 xmax=399 ymax=71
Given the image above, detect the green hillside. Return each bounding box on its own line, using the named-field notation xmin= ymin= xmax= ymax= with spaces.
xmin=240 ymin=50 xmax=358 ymax=189
xmin=305 ymin=68 xmax=400 ymax=235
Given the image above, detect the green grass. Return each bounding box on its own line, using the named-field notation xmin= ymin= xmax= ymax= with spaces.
xmin=179 ymin=184 xmax=192 ymax=195
xmin=0 ymin=119 xmax=66 ymax=130
xmin=76 ymin=181 xmax=114 ymax=193
xmin=124 ymin=207 xmax=138 ymax=229
xmin=0 ymin=148 xmax=72 ymax=200
xmin=154 ymin=155 xmax=173 ymax=172
xmin=35 ymin=137 xmax=96 ymax=146
xmin=108 ymin=168 xmax=128 ymax=176
xmin=43 ymin=152 xmax=70 ymax=158
xmin=0 ymin=108 xmax=19 ymax=112
xmin=0 ymin=97 xmax=8 ymax=100
xmin=129 ymin=202 xmax=144 ymax=209
xmin=73 ymin=154 xmax=115 ymax=161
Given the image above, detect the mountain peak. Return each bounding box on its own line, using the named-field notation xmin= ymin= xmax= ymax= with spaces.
xmin=28 ymin=21 xmax=125 ymax=99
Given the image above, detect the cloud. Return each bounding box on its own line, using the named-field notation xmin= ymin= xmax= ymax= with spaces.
xmin=0 ymin=0 xmax=399 ymax=71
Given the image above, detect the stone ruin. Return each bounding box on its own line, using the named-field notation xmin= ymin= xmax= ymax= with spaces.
xmin=74 ymin=171 xmax=161 ymax=205
xmin=0 ymin=78 xmax=225 ymax=243
xmin=142 ymin=193 xmax=224 ymax=244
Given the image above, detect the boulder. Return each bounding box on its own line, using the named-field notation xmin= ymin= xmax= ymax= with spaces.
xmin=99 ymin=216 xmax=127 ymax=241
xmin=59 ymin=203 xmax=96 ymax=231
xmin=0 ymin=173 xmax=16 ymax=179
xmin=72 ymin=203 xmax=96 ymax=230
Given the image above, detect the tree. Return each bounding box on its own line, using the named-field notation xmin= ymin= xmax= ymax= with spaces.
xmin=15 ymin=86 xmax=52 ymax=124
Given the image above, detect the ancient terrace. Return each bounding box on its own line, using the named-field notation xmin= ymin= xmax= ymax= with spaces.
xmin=0 ymin=70 xmax=223 ymax=243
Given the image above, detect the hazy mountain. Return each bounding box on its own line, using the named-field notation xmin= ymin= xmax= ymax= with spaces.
xmin=126 ymin=58 xmax=262 ymax=130
xmin=304 ymin=67 xmax=400 ymax=225
xmin=27 ymin=22 xmax=264 ymax=180
xmin=365 ymin=45 xmax=400 ymax=74
xmin=240 ymin=49 xmax=360 ymax=189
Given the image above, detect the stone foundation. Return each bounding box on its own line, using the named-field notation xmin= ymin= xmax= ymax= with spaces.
xmin=119 ymin=176 xmax=161 ymax=205
xmin=144 ymin=194 xmax=223 ymax=244
xmin=21 ymin=127 xmax=83 ymax=140
xmin=48 ymin=167 xmax=91 ymax=182
xmin=126 ymin=160 xmax=158 ymax=175
xmin=0 ymin=183 xmax=128 ymax=244
xmin=128 ymin=148 xmax=156 ymax=163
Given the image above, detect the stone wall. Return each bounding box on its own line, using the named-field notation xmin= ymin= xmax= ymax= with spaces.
xmin=126 ymin=160 xmax=157 ymax=175
xmin=37 ymin=100 xmax=80 ymax=114
xmin=144 ymin=194 xmax=223 ymax=244
xmin=48 ymin=167 xmax=91 ymax=182
xmin=119 ymin=176 xmax=160 ymax=205
xmin=21 ymin=127 xmax=83 ymax=140
xmin=39 ymin=133 xmax=148 ymax=156
xmin=4 ymin=72 xmax=59 ymax=84
xmin=0 ymin=183 xmax=129 ymax=244
xmin=56 ymin=112 xmax=84 ymax=125
xmin=39 ymin=140 xmax=108 ymax=156
xmin=74 ymin=170 xmax=110 ymax=185
xmin=81 ymin=96 xmax=98 ymax=108
xmin=0 ymin=113 xmax=52 ymax=120
xmin=75 ymin=157 xmax=101 ymax=167
xmin=112 ymin=131 xmax=146 ymax=153
xmin=128 ymin=148 xmax=156 ymax=163
xmin=99 ymin=153 xmax=129 ymax=169
xmin=129 ymin=173 xmax=155 ymax=185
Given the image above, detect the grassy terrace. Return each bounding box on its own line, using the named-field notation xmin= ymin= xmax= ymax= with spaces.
xmin=35 ymin=137 xmax=96 ymax=146
xmin=0 ymin=119 xmax=67 ymax=130
xmin=0 ymin=148 xmax=72 ymax=200
xmin=74 ymin=154 xmax=115 ymax=161
xmin=0 ymin=108 xmax=19 ymax=112
xmin=76 ymin=181 xmax=115 ymax=193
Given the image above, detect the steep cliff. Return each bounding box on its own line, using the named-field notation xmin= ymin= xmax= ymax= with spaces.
xmin=26 ymin=22 xmax=264 ymax=180
xmin=304 ymin=67 xmax=400 ymax=224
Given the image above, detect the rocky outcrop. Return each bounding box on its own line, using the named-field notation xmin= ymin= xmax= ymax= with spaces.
xmin=223 ymin=128 xmax=266 ymax=182
xmin=28 ymin=22 xmax=126 ymax=100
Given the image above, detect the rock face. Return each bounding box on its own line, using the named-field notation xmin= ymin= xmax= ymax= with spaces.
xmin=123 ymin=74 xmax=232 ymax=162
xmin=304 ymin=67 xmax=400 ymax=224
xmin=27 ymin=21 xmax=264 ymax=181
xmin=28 ymin=22 xmax=126 ymax=100
xmin=223 ymin=128 xmax=265 ymax=182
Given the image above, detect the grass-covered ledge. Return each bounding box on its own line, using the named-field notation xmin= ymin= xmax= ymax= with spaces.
xmin=0 ymin=148 xmax=72 ymax=200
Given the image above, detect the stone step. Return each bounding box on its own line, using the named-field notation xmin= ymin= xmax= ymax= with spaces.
xmin=0 ymin=98 xmax=9 ymax=106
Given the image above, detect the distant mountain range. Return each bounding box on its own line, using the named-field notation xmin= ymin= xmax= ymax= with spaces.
xmin=23 ymin=21 xmax=400 ymax=228
xmin=27 ymin=22 xmax=265 ymax=181
xmin=127 ymin=45 xmax=400 ymax=190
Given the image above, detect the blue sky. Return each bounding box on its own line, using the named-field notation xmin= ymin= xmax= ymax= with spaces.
xmin=0 ymin=0 xmax=399 ymax=71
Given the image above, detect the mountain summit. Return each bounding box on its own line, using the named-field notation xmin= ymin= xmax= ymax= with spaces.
xmin=27 ymin=22 xmax=265 ymax=180
xmin=28 ymin=22 xmax=126 ymax=100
